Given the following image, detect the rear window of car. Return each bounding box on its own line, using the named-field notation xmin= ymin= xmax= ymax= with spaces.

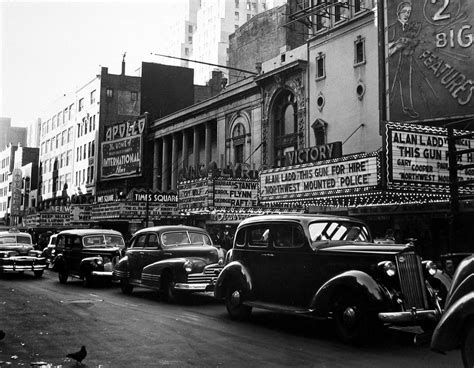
xmin=83 ymin=234 xmax=124 ymax=247
xmin=309 ymin=221 xmax=370 ymax=243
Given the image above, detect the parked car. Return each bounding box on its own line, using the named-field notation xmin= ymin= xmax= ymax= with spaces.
xmin=431 ymin=254 xmax=474 ymax=367
xmin=0 ymin=228 xmax=46 ymax=278
xmin=41 ymin=233 xmax=58 ymax=268
xmin=52 ymin=229 xmax=125 ymax=286
xmin=214 ymin=214 xmax=450 ymax=344
xmin=114 ymin=225 xmax=225 ymax=301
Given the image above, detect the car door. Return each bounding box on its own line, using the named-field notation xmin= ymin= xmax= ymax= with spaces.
xmin=140 ymin=233 xmax=164 ymax=271
xmin=127 ymin=233 xmax=147 ymax=281
xmin=236 ymin=223 xmax=274 ymax=302
xmin=269 ymin=222 xmax=319 ymax=307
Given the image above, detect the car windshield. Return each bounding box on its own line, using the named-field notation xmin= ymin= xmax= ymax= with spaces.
xmin=83 ymin=235 xmax=124 ymax=248
xmin=0 ymin=235 xmax=31 ymax=245
xmin=309 ymin=221 xmax=371 ymax=244
xmin=161 ymin=231 xmax=212 ymax=247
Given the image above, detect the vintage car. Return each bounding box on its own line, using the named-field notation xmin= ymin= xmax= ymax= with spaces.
xmin=114 ymin=225 xmax=225 ymax=301
xmin=0 ymin=228 xmax=46 ymax=278
xmin=52 ymin=229 xmax=125 ymax=286
xmin=431 ymin=254 xmax=474 ymax=367
xmin=214 ymin=214 xmax=450 ymax=344
xmin=41 ymin=233 xmax=58 ymax=268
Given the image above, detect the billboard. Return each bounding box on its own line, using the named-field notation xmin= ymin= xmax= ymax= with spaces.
xmin=385 ymin=0 xmax=474 ymax=122
xmin=10 ymin=168 xmax=22 ymax=216
xmin=100 ymin=115 xmax=146 ymax=181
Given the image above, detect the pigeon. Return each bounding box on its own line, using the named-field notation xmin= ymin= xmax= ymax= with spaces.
xmin=0 ymin=330 xmax=5 ymax=340
xmin=67 ymin=345 xmax=87 ymax=364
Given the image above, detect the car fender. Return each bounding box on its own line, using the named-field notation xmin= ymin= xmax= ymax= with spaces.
xmin=446 ymin=255 xmax=474 ymax=307
xmin=113 ymin=255 xmax=130 ymax=279
xmin=214 ymin=261 xmax=252 ymax=300
xmin=431 ymin=291 xmax=474 ymax=353
xmin=445 ymin=273 xmax=474 ymax=310
xmin=79 ymin=256 xmax=102 ymax=275
xmin=142 ymin=258 xmax=191 ymax=281
xmin=52 ymin=253 xmax=66 ymax=271
xmin=310 ymin=270 xmax=387 ymax=317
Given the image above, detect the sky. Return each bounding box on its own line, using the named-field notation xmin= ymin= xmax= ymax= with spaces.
xmin=0 ymin=0 xmax=178 ymax=127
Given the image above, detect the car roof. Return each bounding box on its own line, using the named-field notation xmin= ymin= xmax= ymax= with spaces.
xmin=238 ymin=213 xmax=367 ymax=227
xmin=0 ymin=231 xmax=31 ymax=237
xmin=134 ymin=225 xmax=208 ymax=235
xmin=57 ymin=229 xmax=123 ymax=236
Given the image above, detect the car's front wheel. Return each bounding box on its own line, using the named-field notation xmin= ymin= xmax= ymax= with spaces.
xmin=83 ymin=273 xmax=95 ymax=287
xmin=462 ymin=320 xmax=474 ymax=368
xmin=120 ymin=280 xmax=134 ymax=295
xmin=34 ymin=270 xmax=44 ymax=278
xmin=225 ymin=281 xmax=252 ymax=321
xmin=333 ymin=292 xmax=377 ymax=345
xmin=58 ymin=269 xmax=68 ymax=284
xmin=161 ymin=272 xmax=178 ymax=302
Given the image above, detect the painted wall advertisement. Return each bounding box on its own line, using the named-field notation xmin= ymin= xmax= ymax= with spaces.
xmin=385 ymin=0 xmax=474 ymax=122
xmin=100 ymin=115 xmax=146 ymax=180
xmin=260 ymin=152 xmax=380 ymax=202
xmin=386 ymin=123 xmax=474 ymax=189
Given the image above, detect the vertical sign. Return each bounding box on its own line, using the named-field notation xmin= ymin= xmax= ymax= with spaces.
xmin=10 ymin=169 xmax=23 ymax=216
xmin=385 ymin=0 xmax=474 ymax=122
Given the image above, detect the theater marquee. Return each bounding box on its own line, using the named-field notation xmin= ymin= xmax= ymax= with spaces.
xmin=384 ymin=0 xmax=474 ymax=122
xmin=260 ymin=152 xmax=380 ymax=202
xmin=386 ymin=122 xmax=474 ymax=189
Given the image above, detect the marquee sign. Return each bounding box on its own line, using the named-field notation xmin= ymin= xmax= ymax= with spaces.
xmin=386 ymin=122 xmax=474 ymax=189
xmin=260 ymin=152 xmax=380 ymax=202
xmin=10 ymin=168 xmax=22 ymax=216
xmin=212 ymin=179 xmax=259 ymax=208
xmin=100 ymin=115 xmax=146 ymax=181
xmin=178 ymin=178 xmax=210 ymax=210
xmin=384 ymin=0 xmax=474 ymax=122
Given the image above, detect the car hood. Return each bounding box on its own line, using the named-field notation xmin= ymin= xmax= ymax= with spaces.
xmin=0 ymin=244 xmax=34 ymax=255
xmin=163 ymin=245 xmax=219 ymax=264
xmin=316 ymin=241 xmax=414 ymax=256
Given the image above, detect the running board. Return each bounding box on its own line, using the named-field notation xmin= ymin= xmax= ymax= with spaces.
xmin=244 ymin=301 xmax=315 ymax=315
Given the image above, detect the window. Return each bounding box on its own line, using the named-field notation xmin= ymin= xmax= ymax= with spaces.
xmin=51 ymin=137 xmax=56 ymax=151
xmin=334 ymin=0 xmax=343 ymax=23
xmin=316 ymin=53 xmax=326 ymax=80
xmin=188 ymin=25 xmax=193 ymax=33
xmin=272 ymin=90 xmax=298 ymax=167
xmin=64 ymin=107 xmax=68 ymax=121
xmin=235 ymin=11 xmax=239 ymax=21
xmin=69 ymin=104 xmax=74 ymax=120
xmin=354 ymin=36 xmax=365 ymax=65
xmin=354 ymin=0 xmax=362 ymax=13
xmin=311 ymin=119 xmax=327 ymax=146
xmin=247 ymin=14 xmax=251 ymax=21
xmin=90 ymin=90 xmax=96 ymax=104
xmin=248 ymin=225 xmax=271 ymax=247
xmin=273 ymin=224 xmax=305 ymax=248
xmin=62 ymin=130 xmax=67 ymax=145
xmin=68 ymin=127 xmax=73 ymax=142
xmin=246 ymin=1 xmax=251 ymax=10
xmin=78 ymin=98 xmax=84 ymax=111
xmin=232 ymin=123 xmax=246 ymax=164
xmin=235 ymin=0 xmax=239 ymax=7
xmin=67 ymin=150 xmax=72 ymax=166
xmin=316 ymin=0 xmax=326 ymax=31
xmin=131 ymin=91 xmax=137 ymax=101
xmin=188 ymin=36 xmax=192 ymax=42
xmin=106 ymin=88 xmax=113 ymax=98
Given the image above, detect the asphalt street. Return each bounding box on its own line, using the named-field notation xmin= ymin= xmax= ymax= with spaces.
xmin=0 ymin=270 xmax=462 ymax=367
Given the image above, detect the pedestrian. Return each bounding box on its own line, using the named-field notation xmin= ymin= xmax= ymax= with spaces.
xmin=221 ymin=225 xmax=233 ymax=251
xmin=384 ymin=228 xmax=396 ymax=244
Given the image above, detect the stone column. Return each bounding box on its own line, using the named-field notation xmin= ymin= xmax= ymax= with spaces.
xmin=193 ymin=125 xmax=200 ymax=169
xmin=182 ymin=130 xmax=189 ymax=172
xmin=161 ymin=135 xmax=169 ymax=192
xmin=153 ymin=139 xmax=160 ymax=190
xmin=205 ymin=122 xmax=212 ymax=166
xmin=171 ymin=133 xmax=178 ymax=190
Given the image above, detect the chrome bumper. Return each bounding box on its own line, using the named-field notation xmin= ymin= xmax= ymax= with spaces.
xmin=91 ymin=271 xmax=114 ymax=277
xmin=378 ymin=309 xmax=440 ymax=324
xmin=174 ymin=283 xmax=214 ymax=291
xmin=1 ymin=264 xmax=46 ymax=271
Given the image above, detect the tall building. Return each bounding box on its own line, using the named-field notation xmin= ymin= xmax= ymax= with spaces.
xmin=0 ymin=117 xmax=27 ymax=151
xmin=161 ymin=0 xmax=201 ymax=69
xmin=192 ymin=0 xmax=273 ymax=84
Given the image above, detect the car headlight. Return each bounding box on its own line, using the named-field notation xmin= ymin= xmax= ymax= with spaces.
xmin=1 ymin=252 xmax=9 ymax=258
xmin=424 ymin=260 xmax=437 ymax=276
xmin=95 ymin=257 xmax=103 ymax=266
xmin=379 ymin=261 xmax=397 ymax=277
xmin=184 ymin=260 xmax=193 ymax=273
